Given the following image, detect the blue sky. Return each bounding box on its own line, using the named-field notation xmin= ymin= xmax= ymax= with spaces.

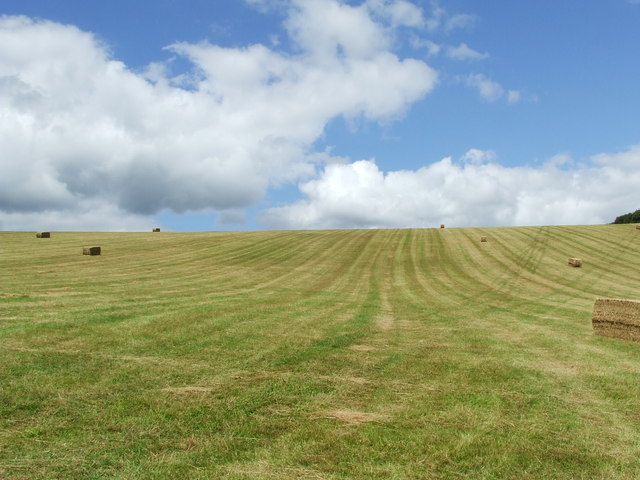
xmin=0 ymin=0 xmax=638 ymax=231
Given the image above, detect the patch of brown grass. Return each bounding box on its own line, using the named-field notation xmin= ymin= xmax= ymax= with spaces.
xmin=349 ymin=344 xmax=376 ymax=352
xmin=322 ymin=409 xmax=388 ymax=425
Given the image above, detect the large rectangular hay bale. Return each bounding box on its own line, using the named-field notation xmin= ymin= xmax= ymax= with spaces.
xmin=480 ymin=236 xmax=487 ymax=242
xmin=568 ymin=258 xmax=582 ymax=267
xmin=440 ymin=224 xmax=445 ymax=229
xmin=636 ymin=225 xmax=640 ymax=230
xmin=83 ymin=246 xmax=101 ymax=256
xmin=592 ymin=298 xmax=640 ymax=342
xmin=153 ymin=228 xmax=161 ymax=232
xmin=36 ymin=232 xmax=51 ymax=238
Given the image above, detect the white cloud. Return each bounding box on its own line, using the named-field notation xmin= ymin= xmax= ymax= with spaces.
xmin=465 ymin=73 xmax=504 ymax=102
xmin=411 ymin=37 xmax=442 ymax=56
xmin=0 ymin=6 xmax=436 ymax=230
xmin=463 ymin=74 xmax=523 ymax=104
xmin=284 ymin=0 xmax=391 ymax=61
xmin=261 ymin=146 xmax=640 ymax=229
xmin=425 ymin=2 xmax=475 ymax=33
xmin=461 ymin=148 xmax=497 ymax=165
xmin=592 ymin=146 xmax=640 ymax=169
xmin=365 ymin=0 xmax=425 ymax=27
xmin=0 ymin=202 xmax=154 ymax=232
xmin=446 ymin=43 xmax=489 ymax=61
xmin=424 ymin=0 xmax=477 ymax=34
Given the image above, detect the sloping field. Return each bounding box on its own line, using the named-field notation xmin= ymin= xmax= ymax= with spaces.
xmin=1 ymin=225 xmax=640 ymax=479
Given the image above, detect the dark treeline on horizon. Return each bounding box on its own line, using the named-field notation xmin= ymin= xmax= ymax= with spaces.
xmin=613 ymin=208 xmax=640 ymax=224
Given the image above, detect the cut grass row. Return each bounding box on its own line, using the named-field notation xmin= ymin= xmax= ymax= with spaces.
xmin=1 ymin=225 xmax=639 ymax=479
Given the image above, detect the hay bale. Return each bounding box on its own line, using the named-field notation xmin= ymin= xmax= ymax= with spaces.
xmin=480 ymin=236 xmax=487 ymax=242
xmin=36 ymin=232 xmax=51 ymax=238
xmin=568 ymin=258 xmax=582 ymax=267
xmin=592 ymin=298 xmax=640 ymax=342
xmin=83 ymin=246 xmax=101 ymax=256
xmin=636 ymin=225 xmax=640 ymax=230
xmin=440 ymin=224 xmax=445 ymax=229
xmin=153 ymin=228 xmax=161 ymax=232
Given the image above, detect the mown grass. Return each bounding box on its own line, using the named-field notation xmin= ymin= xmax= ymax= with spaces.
xmin=1 ymin=225 xmax=640 ymax=479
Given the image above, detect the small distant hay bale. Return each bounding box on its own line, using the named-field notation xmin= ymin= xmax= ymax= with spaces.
xmin=480 ymin=236 xmax=488 ymax=242
xmin=592 ymin=298 xmax=640 ymax=342
xmin=83 ymin=246 xmax=101 ymax=256
xmin=36 ymin=232 xmax=51 ymax=238
xmin=636 ymin=225 xmax=640 ymax=230
xmin=568 ymin=258 xmax=582 ymax=267
xmin=440 ymin=224 xmax=445 ymax=229
xmin=153 ymin=228 xmax=160 ymax=232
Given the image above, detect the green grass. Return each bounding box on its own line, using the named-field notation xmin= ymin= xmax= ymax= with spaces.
xmin=1 ymin=225 xmax=640 ymax=479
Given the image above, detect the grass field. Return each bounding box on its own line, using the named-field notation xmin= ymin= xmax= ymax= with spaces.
xmin=1 ymin=225 xmax=640 ymax=479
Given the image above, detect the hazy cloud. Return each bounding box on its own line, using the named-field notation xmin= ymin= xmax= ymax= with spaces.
xmin=262 ymin=146 xmax=640 ymax=229
xmin=425 ymin=1 xmax=476 ymax=33
xmin=411 ymin=37 xmax=442 ymax=56
xmin=464 ymin=73 xmax=522 ymax=104
xmin=507 ymin=90 xmax=521 ymax=104
xmin=446 ymin=43 xmax=489 ymax=61
xmin=217 ymin=210 xmax=247 ymax=226
xmin=444 ymin=13 xmax=477 ymax=33
xmin=465 ymin=73 xmax=504 ymax=101
xmin=424 ymin=2 xmax=446 ymax=32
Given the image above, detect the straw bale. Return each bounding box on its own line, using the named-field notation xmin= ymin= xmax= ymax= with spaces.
xmin=592 ymin=298 xmax=640 ymax=342
xmin=36 ymin=232 xmax=50 ymax=238
xmin=83 ymin=246 xmax=101 ymax=256
xmin=440 ymin=224 xmax=445 ymax=229
xmin=480 ymin=236 xmax=487 ymax=242
xmin=568 ymin=258 xmax=582 ymax=267
xmin=153 ymin=228 xmax=161 ymax=232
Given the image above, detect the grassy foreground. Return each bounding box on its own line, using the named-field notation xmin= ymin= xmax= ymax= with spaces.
xmin=1 ymin=225 xmax=640 ymax=479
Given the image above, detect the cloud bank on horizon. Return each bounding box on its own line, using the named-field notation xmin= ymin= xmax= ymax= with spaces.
xmin=0 ymin=0 xmax=638 ymax=231
xmin=262 ymin=148 xmax=640 ymax=229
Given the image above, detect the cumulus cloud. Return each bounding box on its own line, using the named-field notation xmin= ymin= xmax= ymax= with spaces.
xmin=261 ymin=146 xmax=640 ymax=229
xmin=0 ymin=4 xmax=436 ymax=230
xmin=0 ymin=202 xmax=153 ymax=232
